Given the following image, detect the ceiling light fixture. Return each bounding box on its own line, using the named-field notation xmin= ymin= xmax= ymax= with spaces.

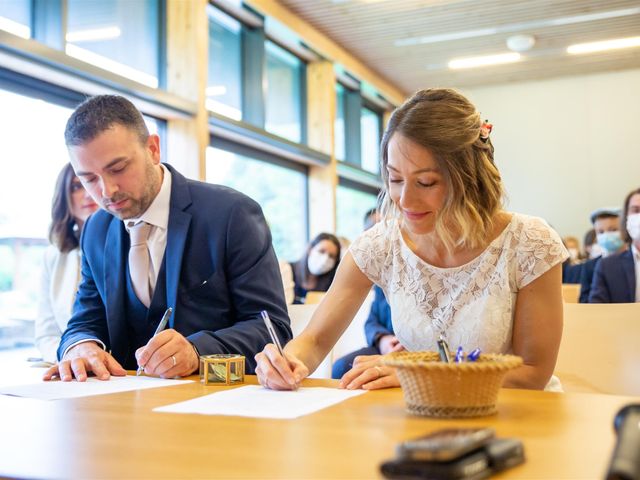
xmin=507 ymin=34 xmax=535 ymax=52
xmin=448 ymin=52 xmax=521 ymax=70
xmin=396 ymin=7 xmax=640 ymax=47
xmin=567 ymin=36 xmax=640 ymax=54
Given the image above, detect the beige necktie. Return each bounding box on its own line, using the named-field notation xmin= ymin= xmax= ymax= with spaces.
xmin=128 ymin=221 xmax=152 ymax=307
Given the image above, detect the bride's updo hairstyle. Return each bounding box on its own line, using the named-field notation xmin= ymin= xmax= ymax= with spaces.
xmin=379 ymin=88 xmax=504 ymax=252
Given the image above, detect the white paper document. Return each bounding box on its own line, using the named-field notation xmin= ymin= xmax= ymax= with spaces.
xmin=0 ymin=375 xmax=192 ymax=400
xmin=154 ymin=385 xmax=367 ymax=419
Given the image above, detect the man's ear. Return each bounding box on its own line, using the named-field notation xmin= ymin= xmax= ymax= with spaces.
xmin=147 ymin=134 xmax=161 ymax=164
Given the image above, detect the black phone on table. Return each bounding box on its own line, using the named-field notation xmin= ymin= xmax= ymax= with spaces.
xmin=381 ymin=433 xmax=525 ymax=479
xmin=396 ymin=427 xmax=495 ymax=462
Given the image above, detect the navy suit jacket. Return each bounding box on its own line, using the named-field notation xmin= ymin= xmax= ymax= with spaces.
xmin=579 ymin=257 xmax=600 ymax=303
xmin=562 ymin=260 xmax=583 ymax=284
xmin=589 ymin=249 xmax=636 ymax=303
xmin=58 ymin=164 xmax=292 ymax=372
xmin=364 ymin=286 xmax=394 ymax=347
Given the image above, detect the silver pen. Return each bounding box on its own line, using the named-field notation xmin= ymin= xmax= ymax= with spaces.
xmin=260 ymin=310 xmax=296 ymax=388
xmin=261 ymin=310 xmax=285 ymax=357
xmin=136 ymin=307 xmax=173 ymax=376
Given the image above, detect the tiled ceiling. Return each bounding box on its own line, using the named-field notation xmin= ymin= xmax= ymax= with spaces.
xmin=278 ymin=0 xmax=640 ymax=95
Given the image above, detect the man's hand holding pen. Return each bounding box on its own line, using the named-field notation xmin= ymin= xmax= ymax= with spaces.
xmin=135 ymin=329 xmax=199 ymax=378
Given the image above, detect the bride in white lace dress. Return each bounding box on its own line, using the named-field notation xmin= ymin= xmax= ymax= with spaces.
xmin=255 ymin=88 xmax=568 ymax=392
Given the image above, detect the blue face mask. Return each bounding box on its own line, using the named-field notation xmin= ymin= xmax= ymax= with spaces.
xmin=596 ymin=231 xmax=624 ymax=255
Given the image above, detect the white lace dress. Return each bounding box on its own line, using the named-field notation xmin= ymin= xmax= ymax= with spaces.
xmin=350 ymin=213 xmax=568 ymax=366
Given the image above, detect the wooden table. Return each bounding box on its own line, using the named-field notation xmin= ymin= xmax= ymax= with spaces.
xmin=0 ymin=375 xmax=635 ymax=479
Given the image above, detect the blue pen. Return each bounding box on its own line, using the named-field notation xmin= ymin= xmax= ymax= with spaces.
xmin=454 ymin=345 xmax=464 ymax=363
xmin=467 ymin=348 xmax=482 ymax=362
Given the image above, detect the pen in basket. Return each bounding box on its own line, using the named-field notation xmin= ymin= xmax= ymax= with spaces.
xmin=437 ymin=335 xmax=452 ymax=363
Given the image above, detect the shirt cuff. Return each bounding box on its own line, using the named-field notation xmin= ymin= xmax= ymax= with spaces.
xmin=62 ymin=338 xmax=107 ymax=359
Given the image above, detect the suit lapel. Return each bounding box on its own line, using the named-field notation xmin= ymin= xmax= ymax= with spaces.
xmin=104 ymin=218 xmax=127 ymax=356
xmin=164 ymin=164 xmax=192 ymax=328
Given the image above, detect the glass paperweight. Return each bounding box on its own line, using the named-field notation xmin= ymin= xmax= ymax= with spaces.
xmin=199 ymin=354 xmax=245 ymax=385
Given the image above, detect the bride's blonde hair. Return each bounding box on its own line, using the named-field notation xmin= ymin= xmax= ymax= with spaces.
xmin=379 ymin=88 xmax=503 ymax=252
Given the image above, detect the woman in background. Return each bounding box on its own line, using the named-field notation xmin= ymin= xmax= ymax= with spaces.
xmin=35 ymin=163 xmax=98 ymax=362
xmin=290 ymin=233 xmax=341 ymax=304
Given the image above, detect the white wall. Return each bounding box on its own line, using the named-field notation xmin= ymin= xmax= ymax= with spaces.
xmin=463 ymin=69 xmax=640 ymax=241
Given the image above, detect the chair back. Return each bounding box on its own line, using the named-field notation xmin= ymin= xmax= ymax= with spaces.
xmin=556 ymin=302 xmax=640 ymax=395
xmin=287 ymin=304 xmax=332 ymax=378
xmin=304 ymin=291 xmax=326 ymax=304
xmin=330 ymin=289 xmax=373 ymax=361
xmin=287 ymin=289 xmax=374 ymax=379
xmin=561 ymin=283 xmax=580 ymax=303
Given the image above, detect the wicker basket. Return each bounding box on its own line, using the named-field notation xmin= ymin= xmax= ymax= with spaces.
xmin=383 ymin=351 xmax=523 ymax=418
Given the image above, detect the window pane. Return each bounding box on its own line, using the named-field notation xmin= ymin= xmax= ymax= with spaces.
xmin=207 ymin=6 xmax=242 ymax=121
xmin=334 ymin=83 xmax=345 ymax=161
xmin=206 ymin=147 xmax=306 ymax=261
xmin=0 ymin=89 xmax=73 ymax=350
xmin=66 ymin=0 xmax=159 ymax=88
xmin=336 ymin=185 xmax=378 ymax=242
xmin=361 ymin=106 xmax=381 ymax=174
xmin=265 ymin=41 xmax=303 ymax=143
xmin=0 ymin=0 xmax=31 ymax=38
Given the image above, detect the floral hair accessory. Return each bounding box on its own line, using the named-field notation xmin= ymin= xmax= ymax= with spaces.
xmin=480 ymin=119 xmax=493 ymax=142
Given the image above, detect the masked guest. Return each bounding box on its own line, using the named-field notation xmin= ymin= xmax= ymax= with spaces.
xmin=290 ymin=233 xmax=341 ymax=304
xmin=579 ymin=207 xmax=626 ymax=302
xmin=590 ymin=189 xmax=640 ymax=303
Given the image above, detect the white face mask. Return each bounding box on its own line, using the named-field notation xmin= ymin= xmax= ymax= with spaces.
xmin=627 ymin=213 xmax=640 ymax=241
xmin=568 ymin=248 xmax=579 ymax=261
xmin=589 ymin=243 xmax=604 ymax=259
xmin=307 ymin=249 xmax=335 ymax=276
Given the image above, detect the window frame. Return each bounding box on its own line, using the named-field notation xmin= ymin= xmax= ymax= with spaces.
xmin=263 ymin=37 xmax=307 ymax=145
xmin=207 ymin=134 xmax=310 ymax=254
xmin=359 ymin=98 xmax=384 ymax=175
xmin=0 ymin=0 xmax=189 ymax=118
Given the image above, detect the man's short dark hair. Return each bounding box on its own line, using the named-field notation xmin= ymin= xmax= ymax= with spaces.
xmin=589 ymin=207 xmax=620 ymax=225
xmin=64 ymin=95 xmax=149 ymax=146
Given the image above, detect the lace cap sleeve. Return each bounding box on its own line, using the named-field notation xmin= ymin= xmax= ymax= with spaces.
xmin=349 ymin=220 xmax=394 ymax=286
xmin=514 ymin=215 xmax=569 ymax=289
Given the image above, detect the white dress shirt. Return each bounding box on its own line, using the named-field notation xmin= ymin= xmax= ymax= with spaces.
xmin=124 ymin=164 xmax=172 ymax=293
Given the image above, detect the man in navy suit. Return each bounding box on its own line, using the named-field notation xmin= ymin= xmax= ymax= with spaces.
xmin=589 ymin=249 xmax=636 ymax=302
xmin=44 ymin=95 xmax=291 ymax=382
xmin=589 ymin=189 xmax=640 ymax=303
xmin=578 ymin=208 xmax=625 ymax=302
